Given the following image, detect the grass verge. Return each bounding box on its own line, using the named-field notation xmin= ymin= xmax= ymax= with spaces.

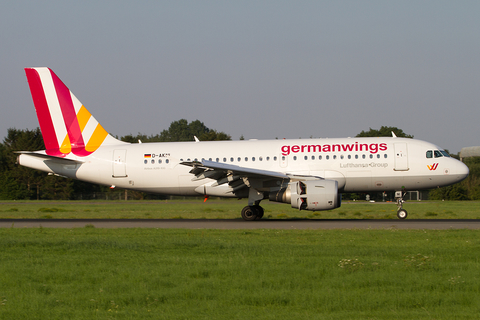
xmin=0 ymin=199 xmax=479 ymax=219
xmin=0 ymin=228 xmax=479 ymax=319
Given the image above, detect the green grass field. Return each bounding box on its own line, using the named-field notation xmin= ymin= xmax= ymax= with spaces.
xmin=0 ymin=199 xmax=479 ymax=219
xmin=0 ymin=228 xmax=479 ymax=319
xmin=1 ymin=200 xmax=479 ymax=319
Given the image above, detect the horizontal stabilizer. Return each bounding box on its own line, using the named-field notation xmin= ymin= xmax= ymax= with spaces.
xmin=15 ymin=151 xmax=84 ymax=164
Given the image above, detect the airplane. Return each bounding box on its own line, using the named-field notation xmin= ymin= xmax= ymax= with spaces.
xmin=17 ymin=67 xmax=469 ymax=220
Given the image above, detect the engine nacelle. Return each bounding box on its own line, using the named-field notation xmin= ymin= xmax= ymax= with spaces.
xmin=269 ymin=180 xmax=341 ymax=211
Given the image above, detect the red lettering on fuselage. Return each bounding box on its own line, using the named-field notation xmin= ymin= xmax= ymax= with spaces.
xmin=281 ymin=142 xmax=388 ymax=156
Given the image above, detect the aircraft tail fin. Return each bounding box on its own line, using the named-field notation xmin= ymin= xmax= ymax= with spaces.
xmin=24 ymin=67 xmax=124 ymax=157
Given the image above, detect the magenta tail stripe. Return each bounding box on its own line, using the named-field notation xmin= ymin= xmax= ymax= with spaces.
xmin=24 ymin=68 xmax=62 ymax=156
xmin=50 ymin=69 xmax=86 ymax=150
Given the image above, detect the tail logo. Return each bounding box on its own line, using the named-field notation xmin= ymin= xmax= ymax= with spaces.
xmin=427 ymin=163 xmax=439 ymax=171
xmin=25 ymin=68 xmax=109 ymax=157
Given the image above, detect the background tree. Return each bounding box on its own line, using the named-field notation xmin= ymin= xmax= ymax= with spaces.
xmin=121 ymin=119 xmax=231 ymax=143
xmin=356 ymin=126 xmax=414 ymax=138
xmin=0 ymin=128 xmax=75 ymax=200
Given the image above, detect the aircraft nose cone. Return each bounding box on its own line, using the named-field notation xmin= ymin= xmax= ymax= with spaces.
xmin=456 ymin=161 xmax=469 ymax=181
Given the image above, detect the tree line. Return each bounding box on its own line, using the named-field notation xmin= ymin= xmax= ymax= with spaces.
xmin=0 ymin=120 xmax=230 ymax=200
xmin=0 ymin=125 xmax=478 ymax=201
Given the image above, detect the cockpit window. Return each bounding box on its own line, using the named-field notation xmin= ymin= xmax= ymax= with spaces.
xmin=428 ymin=149 xmax=450 ymax=158
xmin=440 ymin=150 xmax=450 ymax=157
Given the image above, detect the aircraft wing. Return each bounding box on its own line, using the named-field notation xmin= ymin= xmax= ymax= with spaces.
xmin=181 ymin=160 xmax=289 ymax=187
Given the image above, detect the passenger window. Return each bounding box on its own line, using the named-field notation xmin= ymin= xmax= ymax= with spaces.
xmin=166 ymin=159 xmax=169 ymax=164
xmin=158 ymin=159 xmax=162 ymax=164
xmin=377 ymin=154 xmax=380 ymax=158
xmin=259 ymin=157 xmax=263 ymax=161
xmin=245 ymin=157 xmax=248 ymax=162
xmin=266 ymin=156 xmax=270 ymax=161
xmin=362 ymin=154 xmax=366 ymax=159
xmin=369 ymin=154 xmax=373 ymax=159
xmin=333 ymin=155 xmax=337 ymax=160
xmin=230 ymin=157 xmax=234 ymax=162
xmin=223 ymin=157 xmax=227 ymax=162
xmin=326 ymin=155 xmax=330 ymax=160
xmin=293 ymin=156 xmax=297 ymax=161
xmin=304 ymin=156 xmax=308 ymax=160
xmin=311 ymin=156 xmax=315 ymax=160
xmin=274 ymin=156 xmax=277 ymax=161
xmin=238 ymin=157 xmax=241 ymax=162
xmin=252 ymin=157 xmax=256 ymax=161
xmin=348 ymin=155 xmax=351 ymax=159
xmin=340 ymin=155 xmax=344 ymax=159
xmin=426 ymin=150 xmax=433 ymax=158
xmin=216 ymin=158 xmax=219 ymax=162
xmin=151 ymin=159 xmax=155 ymax=164
xmin=319 ymin=155 xmax=322 ymax=160
xmin=355 ymin=155 xmax=358 ymax=159
xmin=384 ymin=154 xmax=387 ymax=158
xmin=144 ymin=159 xmax=147 ymax=164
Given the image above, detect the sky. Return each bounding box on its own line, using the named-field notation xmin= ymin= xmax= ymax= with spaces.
xmin=1 ymin=1 xmax=479 ymax=153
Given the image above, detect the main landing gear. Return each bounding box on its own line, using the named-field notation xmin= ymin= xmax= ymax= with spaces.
xmin=241 ymin=205 xmax=264 ymax=221
xmin=395 ymin=191 xmax=408 ymax=219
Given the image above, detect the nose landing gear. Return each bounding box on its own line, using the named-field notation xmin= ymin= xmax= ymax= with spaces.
xmin=395 ymin=191 xmax=408 ymax=219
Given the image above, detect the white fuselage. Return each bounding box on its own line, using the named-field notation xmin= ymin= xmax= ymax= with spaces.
xmin=18 ymin=137 xmax=469 ymax=197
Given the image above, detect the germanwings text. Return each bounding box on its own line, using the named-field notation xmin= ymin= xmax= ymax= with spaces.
xmin=281 ymin=142 xmax=388 ymax=156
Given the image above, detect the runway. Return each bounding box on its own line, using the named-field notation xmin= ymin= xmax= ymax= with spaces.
xmin=1 ymin=219 xmax=480 ymax=229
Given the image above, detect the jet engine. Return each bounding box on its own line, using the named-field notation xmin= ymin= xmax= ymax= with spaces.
xmin=269 ymin=180 xmax=341 ymax=211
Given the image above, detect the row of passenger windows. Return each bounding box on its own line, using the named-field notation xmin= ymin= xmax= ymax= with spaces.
xmin=143 ymin=153 xmax=388 ymax=164
xmin=292 ymin=154 xmax=387 ymax=160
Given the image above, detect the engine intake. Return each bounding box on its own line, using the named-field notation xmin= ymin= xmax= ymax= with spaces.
xmin=269 ymin=180 xmax=341 ymax=211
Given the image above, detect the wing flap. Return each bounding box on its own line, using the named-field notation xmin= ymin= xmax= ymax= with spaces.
xmin=181 ymin=160 xmax=289 ymax=182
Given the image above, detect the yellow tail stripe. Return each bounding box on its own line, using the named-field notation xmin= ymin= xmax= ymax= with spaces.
xmin=85 ymin=124 xmax=109 ymax=152
xmin=60 ymin=134 xmax=72 ymax=154
xmin=76 ymin=105 xmax=92 ymax=132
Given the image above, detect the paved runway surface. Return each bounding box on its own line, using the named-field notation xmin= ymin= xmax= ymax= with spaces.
xmin=1 ymin=219 xmax=480 ymax=229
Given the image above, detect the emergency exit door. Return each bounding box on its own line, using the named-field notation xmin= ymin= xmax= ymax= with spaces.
xmin=394 ymin=143 xmax=409 ymax=171
xmin=113 ymin=150 xmax=127 ymax=177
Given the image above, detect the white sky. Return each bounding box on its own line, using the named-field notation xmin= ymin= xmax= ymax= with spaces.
xmin=1 ymin=1 xmax=479 ymax=153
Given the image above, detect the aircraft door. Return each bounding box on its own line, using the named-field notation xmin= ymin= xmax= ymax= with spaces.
xmin=394 ymin=143 xmax=409 ymax=171
xmin=113 ymin=149 xmax=127 ymax=177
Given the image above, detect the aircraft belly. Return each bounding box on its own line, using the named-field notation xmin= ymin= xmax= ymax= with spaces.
xmin=402 ymin=174 xmax=459 ymax=190
xmin=310 ymin=170 xmax=346 ymax=189
xmin=344 ymin=171 xmax=372 ymax=191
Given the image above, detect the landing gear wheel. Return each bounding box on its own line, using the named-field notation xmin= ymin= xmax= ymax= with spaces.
xmin=397 ymin=209 xmax=408 ymax=219
xmin=241 ymin=206 xmax=258 ymax=221
xmin=253 ymin=205 xmax=264 ymax=220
